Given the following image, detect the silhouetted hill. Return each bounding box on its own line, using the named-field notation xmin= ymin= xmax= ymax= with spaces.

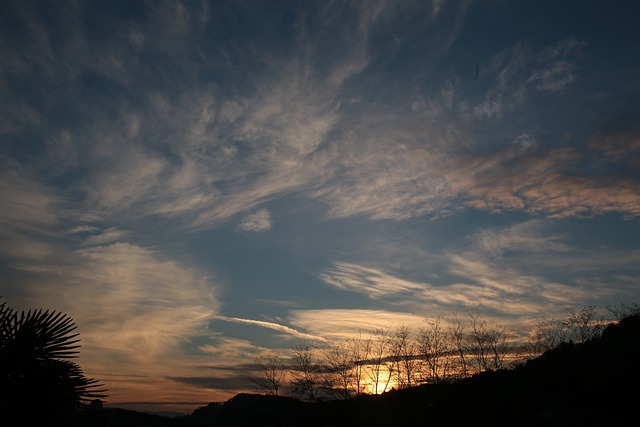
xmin=73 ymin=407 xmax=192 ymax=427
xmin=187 ymin=394 xmax=312 ymax=426
xmin=181 ymin=314 xmax=640 ymax=426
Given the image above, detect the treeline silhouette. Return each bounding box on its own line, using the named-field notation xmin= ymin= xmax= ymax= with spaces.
xmin=248 ymin=305 xmax=628 ymax=402
xmin=186 ymin=304 xmax=640 ymax=426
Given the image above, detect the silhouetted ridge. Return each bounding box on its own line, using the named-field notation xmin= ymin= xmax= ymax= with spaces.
xmin=70 ymin=316 xmax=640 ymax=426
xmin=74 ymin=407 xmax=192 ymax=427
xmin=188 ymin=394 xmax=310 ymax=426
xmin=180 ymin=314 xmax=640 ymax=426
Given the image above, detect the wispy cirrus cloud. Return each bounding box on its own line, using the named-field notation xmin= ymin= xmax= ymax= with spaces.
xmin=60 ymin=6 xmax=369 ymax=230
xmin=0 ymin=165 xmax=60 ymax=232
xmin=588 ymin=115 xmax=640 ymax=170
xmin=316 ymin=129 xmax=640 ymax=222
xmin=446 ymin=254 xmax=583 ymax=312
xmin=5 ymin=1 xmax=634 ymax=233
xmin=289 ymin=309 xmax=426 ymax=341
xmin=81 ymin=227 xmax=131 ymax=246
xmin=169 ymin=375 xmax=253 ymax=393
xmin=6 ymin=239 xmax=220 ymax=404
xmin=2 ymin=0 xmax=481 ymax=233
xmin=45 ymin=242 xmax=218 ymax=357
xmin=238 ymin=209 xmax=272 ymax=232
xmin=468 ymin=37 xmax=584 ymax=119
xmin=319 ymin=260 xmax=555 ymax=317
xmin=473 ymin=220 xmax=569 ymax=257
xmin=198 ymin=336 xmax=271 ymax=363
xmin=0 ymin=164 xmax=63 ymax=263
xmin=306 ymin=35 xmax=636 ymax=222
xmin=449 ymin=220 xmax=640 ymax=316
xmin=455 ymin=143 xmax=640 ymax=217
xmin=321 ymin=218 xmax=619 ymax=320
xmin=213 ymin=315 xmax=327 ymax=343
xmin=529 ymin=37 xmax=584 ymax=92
xmin=320 ymin=262 xmax=427 ymax=299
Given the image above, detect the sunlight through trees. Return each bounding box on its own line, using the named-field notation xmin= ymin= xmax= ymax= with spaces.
xmin=250 ymin=305 xmax=637 ymax=402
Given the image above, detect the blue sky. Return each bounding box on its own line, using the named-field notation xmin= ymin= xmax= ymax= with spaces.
xmin=1 ymin=0 xmax=639 ymax=412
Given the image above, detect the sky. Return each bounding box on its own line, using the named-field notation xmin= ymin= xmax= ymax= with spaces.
xmin=1 ymin=0 xmax=640 ymax=414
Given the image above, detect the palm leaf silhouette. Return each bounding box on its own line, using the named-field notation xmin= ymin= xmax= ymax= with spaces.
xmin=0 ymin=298 xmax=106 ymax=416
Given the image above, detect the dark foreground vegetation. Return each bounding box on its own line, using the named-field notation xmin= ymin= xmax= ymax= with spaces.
xmin=0 ymin=298 xmax=105 ymax=425
xmin=73 ymin=312 xmax=640 ymax=426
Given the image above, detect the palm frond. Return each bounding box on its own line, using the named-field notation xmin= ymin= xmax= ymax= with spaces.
xmin=0 ymin=299 xmax=16 ymax=347
xmin=0 ymin=297 xmax=107 ymax=412
xmin=62 ymin=360 xmax=108 ymax=402
xmin=18 ymin=308 xmax=81 ymax=359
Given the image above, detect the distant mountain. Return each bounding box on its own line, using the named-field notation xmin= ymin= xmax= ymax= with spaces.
xmin=74 ymin=315 xmax=640 ymax=426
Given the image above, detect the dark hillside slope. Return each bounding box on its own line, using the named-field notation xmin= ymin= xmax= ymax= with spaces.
xmin=346 ymin=314 xmax=640 ymax=426
xmin=187 ymin=394 xmax=311 ymax=426
xmin=183 ymin=314 xmax=640 ymax=426
xmin=74 ymin=407 xmax=193 ymax=427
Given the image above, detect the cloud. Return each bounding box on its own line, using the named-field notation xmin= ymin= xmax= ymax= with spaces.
xmin=0 ymin=165 xmax=60 ymax=231
xmin=87 ymin=149 xmax=167 ymax=214
xmin=468 ymin=38 xmax=583 ymax=119
xmin=527 ymin=60 xmax=575 ymax=92
xmin=442 ymin=247 xmax=640 ymax=325
xmin=198 ymin=336 xmax=269 ymax=362
xmin=169 ymin=375 xmax=253 ymax=392
xmin=2 ymin=1 xmax=460 ymax=231
xmin=238 ymin=209 xmax=272 ymax=232
xmin=320 ymin=261 xmax=510 ymax=315
xmin=289 ymin=309 xmax=426 ymax=341
xmin=82 ymin=227 xmax=131 ymax=246
xmin=320 ymin=253 xmax=600 ymax=321
xmin=0 ymin=165 xmax=61 ymax=262
xmin=519 ymin=176 xmax=640 ymax=218
xmin=181 ymin=49 xmax=366 ymax=228
xmin=473 ymin=220 xmax=569 ymax=257
xmin=444 ymin=220 xmax=640 ymax=317
xmin=320 ymin=262 xmax=427 ymax=299
xmin=213 ymin=315 xmax=327 ymax=343
xmin=313 ymin=111 xmax=459 ymax=221
xmin=0 ymin=228 xmax=53 ymax=261
xmin=453 ymin=144 xmax=640 ymax=218
xmin=7 ymin=241 xmax=220 ymax=404
xmin=58 ymin=7 xmax=368 ymax=231
xmin=447 ymin=254 xmax=580 ymax=310
xmin=588 ymin=115 xmax=640 ymax=170
xmin=1 ymin=3 xmax=636 ymax=235
xmin=307 ymin=36 xmax=633 ymax=222
xmin=4 ymin=1 xmax=635 ymax=233
xmin=528 ymin=38 xmax=583 ymax=93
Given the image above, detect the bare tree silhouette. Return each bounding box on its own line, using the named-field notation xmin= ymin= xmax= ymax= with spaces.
xmin=449 ymin=313 xmax=469 ymax=379
xmin=468 ymin=313 xmax=508 ymax=372
xmin=253 ymin=303 xmax=636 ymax=410
xmin=251 ymin=353 xmax=287 ymax=396
xmin=324 ymin=341 xmax=355 ymax=400
xmin=367 ymin=328 xmax=393 ymax=394
xmin=289 ymin=345 xmax=323 ymax=403
xmin=390 ymin=325 xmax=419 ymax=389
xmin=565 ymin=305 xmax=602 ymax=343
xmin=418 ymin=315 xmax=452 ymax=384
